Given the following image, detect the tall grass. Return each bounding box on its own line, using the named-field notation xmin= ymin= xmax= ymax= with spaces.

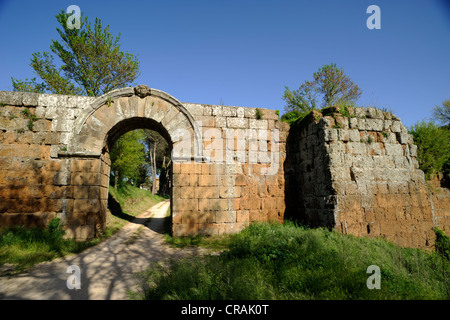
xmin=133 ymin=222 xmax=450 ymax=300
xmin=0 ymin=217 xmax=94 ymax=273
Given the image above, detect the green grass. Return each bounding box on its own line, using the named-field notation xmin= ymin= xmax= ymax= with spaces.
xmin=0 ymin=217 xmax=95 ymax=274
xmin=133 ymin=221 xmax=450 ymax=300
xmin=105 ymin=184 xmax=166 ymax=236
xmin=0 ymin=184 xmax=165 ymax=274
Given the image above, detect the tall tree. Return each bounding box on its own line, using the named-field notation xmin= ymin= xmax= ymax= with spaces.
xmin=110 ymin=130 xmax=146 ymax=190
xmin=432 ymin=100 xmax=450 ymax=127
xmin=143 ymin=130 xmax=170 ymax=195
xmin=11 ymin=10 xmax=140 ymax=96
xmin=283 ymin=63 xmax=362 ymax=117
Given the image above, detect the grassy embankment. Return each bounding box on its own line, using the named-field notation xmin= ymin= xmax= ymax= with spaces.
xmin=136 ymin=221 xmax=450 ymax=300
xmin=0 ymin=185 xmax=165 ymax=274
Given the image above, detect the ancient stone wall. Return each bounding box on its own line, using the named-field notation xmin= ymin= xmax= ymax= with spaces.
xmin=285 ymin=106 xmax=450 ymax=249
xmin=1 ymin=87 xmax=449 ymax=248
xmin=0 ymin=88 xmax=288 ymax=239
xmin=172 ymin=103 xmax=288 ymax=236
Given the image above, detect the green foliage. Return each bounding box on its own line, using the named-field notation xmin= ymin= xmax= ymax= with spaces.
xmin=20 ymin=108 xmax=38 ymax=131
xmin=12 ymin=10 xmax=140 ymax=96
xmin=409 ymin=120 xmax=450 ymax=180
xmin=133 ymin=222 xmax=450 ymax=300
xmin=110 ymin=129 xmax=146 ymax=188
xmin=280 ymin=110 xmax=307 ymax=124
xmin=11 ymin=77 xmax=46 ymax=93
xmin=432 ymin=100 xmax=450 ymax=127
xmin=282 ymin=81 xmax=317 ymax=116
xmin=0 ymin=217 xmax=91 ymax=272
xmin=282 ymin=63 xmax=361 ymax=124
xmin=255 ymin=108 xmax=263 ymax=120
xmin=435 ymin=228 xmax=450 ymax=260
xmin=107 ymin=185 xmax=166 ymax=236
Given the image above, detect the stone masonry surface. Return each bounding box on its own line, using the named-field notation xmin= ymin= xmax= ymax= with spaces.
xmin=284 ymin=106 xmax=450 ymax=248
xmin=0 ymin=87 xmax=449 ymax=249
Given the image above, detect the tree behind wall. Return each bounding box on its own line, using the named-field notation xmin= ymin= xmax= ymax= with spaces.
xmin=110 ymin=130 xmax=146 ymax=190
xmin=282 ymin=63 xmax=362 ymax=123
xmin=11 ymin=10 xmax=140 ymax=96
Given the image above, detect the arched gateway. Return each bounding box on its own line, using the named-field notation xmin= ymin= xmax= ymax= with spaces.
xmin=63 ymin=85 xmax=207 ymax=238
xmin=0 ymin=85 xmax=286 ymax=239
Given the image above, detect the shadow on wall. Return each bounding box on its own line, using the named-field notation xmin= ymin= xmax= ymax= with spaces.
xmin=283 ymin=122 xmax=306 ymax=226
xmin=0 ymin=154 xmax=59 ymax=229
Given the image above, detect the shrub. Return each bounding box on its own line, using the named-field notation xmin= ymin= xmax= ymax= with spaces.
xmin=280 ymin=110 xmax=308 ymax=124
xmin=409 ymin=120 xmax=450 ymax=180
xmin=435 ymin=228 xmax=450 ymax=260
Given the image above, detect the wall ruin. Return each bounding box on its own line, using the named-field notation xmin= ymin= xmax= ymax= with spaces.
xmin=0 ymin=87 xmax=449 ymax=249
xmin=0 ymin=86 xmax=287 ymax=239
xmin=285 ymin=106 xmax=450 ymax=248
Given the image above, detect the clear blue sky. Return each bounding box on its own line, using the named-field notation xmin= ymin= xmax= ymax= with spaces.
xmin=0 ymin=0 xmax=449 ymax=127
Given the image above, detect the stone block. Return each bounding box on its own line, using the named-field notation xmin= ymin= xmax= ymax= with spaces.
xmin=173 ymin=199 xmax=198 ymax=211
xmin=349 ymin=117 xmax=358 ymax=129
xmin=195 ymin=186 xmax=220 ymax=199
xmin=396 ymin=132 xmax=411 ymax=145
xmin=173 ymin=173 xmax=198 ymax=186
xmin=227 ymin=117 xmax=248 ymax=128
xmin=365 ymin=119 xmax=384 ymax=131
xmin=198 ymin=174 xmax=221 ymax=186
xmin=391 ymin=121 xmax=402 ymax=133
xmin=249 ymin=119 xmax=268 ymax=130
xmin=199 ymin=199 xmax=229 ymax=211
xmin=216 ymin=210 xmax=236 ymax=223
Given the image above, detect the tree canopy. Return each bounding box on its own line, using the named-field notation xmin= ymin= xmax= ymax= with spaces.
xmin=409 ymin=120 xmax=450 ymax=181
xmin=432 ymin=100 xmax=450 ymax=127
xmin=282 ymin=63 xmax=362 ymax=122
xmin=11 ymin=10 xmax=140 ymax=96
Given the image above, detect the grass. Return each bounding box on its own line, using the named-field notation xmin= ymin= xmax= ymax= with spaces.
xmin=105 ymin=184 xmax=166 ymax=236
xmin=0 ymin=217 xmax=95 ymax=274
xmin=0 ymin=184 xmax=165 ymax=274
xmin=133 ymin=221 xmax=450 ymax=300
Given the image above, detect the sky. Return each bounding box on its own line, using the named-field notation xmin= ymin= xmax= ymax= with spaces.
xmin=0 ymin=0 xmax=449 ymax=127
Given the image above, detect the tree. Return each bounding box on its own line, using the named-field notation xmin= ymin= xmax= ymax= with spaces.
xmin=143 ymin=130 xmax=170 ymax=195
xmin=432 ymin=100 xmax=450 ymax=127
xmin=110 ymin=130 xmax=146 ymax=190
xmin=283 ymin=63 xmax=362 ymax=118
xmin=11 ymin=10 xmax=140 ymax=96
xmin=409 ymin=120 xmax=450 ymax=180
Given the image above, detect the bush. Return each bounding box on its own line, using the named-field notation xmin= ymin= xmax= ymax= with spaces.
xmin=409 ymin=120 xmax=450 ymax=180
xmin=435 ymin=228 xmax=450 ymax=260
xmin=280 ymin=110 xmax=308 ymax=124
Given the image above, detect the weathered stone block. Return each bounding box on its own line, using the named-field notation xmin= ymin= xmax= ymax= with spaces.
xmin=227 ymin=117 xmax=248 ymax=128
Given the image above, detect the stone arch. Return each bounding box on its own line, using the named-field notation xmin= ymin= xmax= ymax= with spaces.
xmin=69 ymin=85 xmax=203 ymax=160
xmin=63 ymin=85 xmax=203 ymax=239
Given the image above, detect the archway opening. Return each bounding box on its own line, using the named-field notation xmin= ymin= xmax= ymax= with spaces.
xmin=100 ymin=117 xmax=173 ymax=235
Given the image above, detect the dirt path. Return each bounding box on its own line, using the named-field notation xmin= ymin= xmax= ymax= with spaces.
xmin=0 ymin=200 xmax=210 ymax=300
